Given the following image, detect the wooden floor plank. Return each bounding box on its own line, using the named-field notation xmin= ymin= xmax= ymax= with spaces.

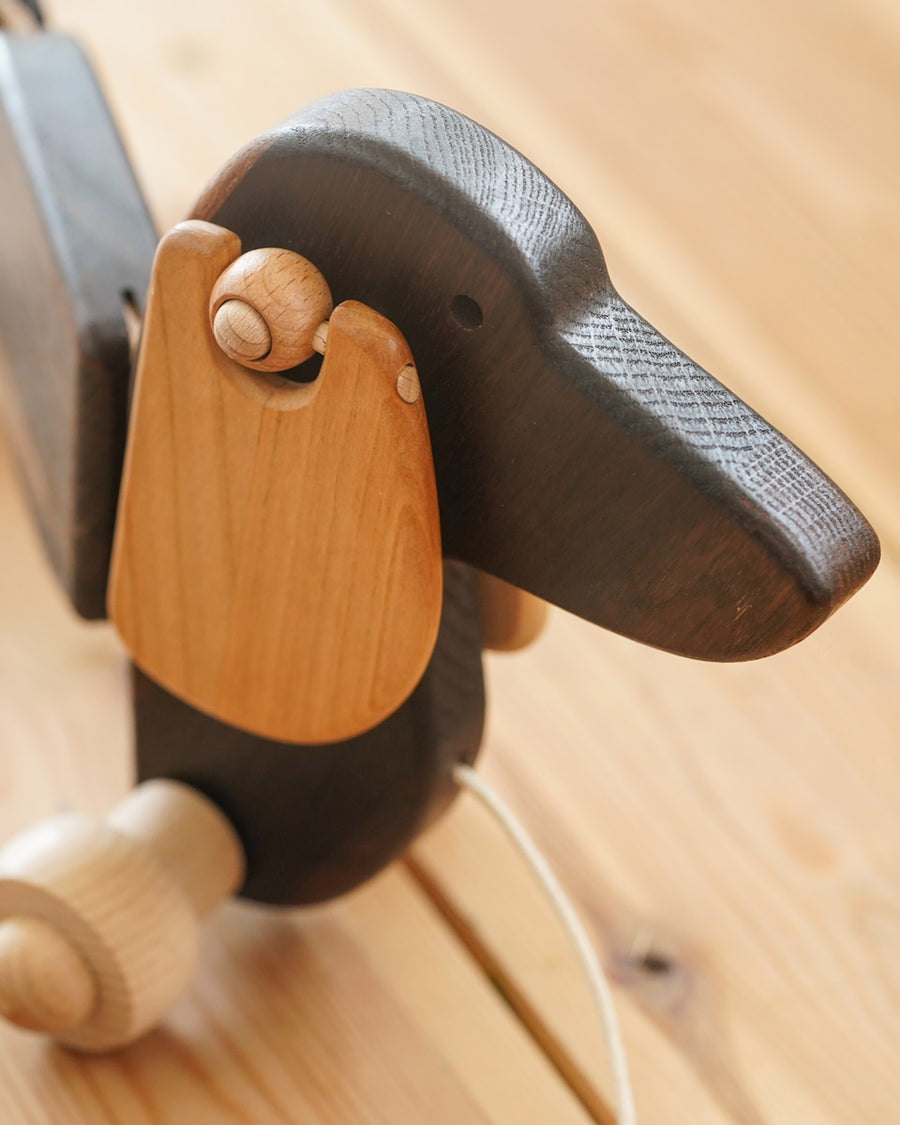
xmin=412 ymin=570 xmax=900 ymax=1122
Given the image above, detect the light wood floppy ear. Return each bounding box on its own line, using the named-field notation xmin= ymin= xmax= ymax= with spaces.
xmin=108 ymin=222 xmax=443 ymax=744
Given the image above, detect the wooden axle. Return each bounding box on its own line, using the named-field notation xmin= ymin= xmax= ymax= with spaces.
xmin=0 ymin=780 xmax=244 ymax=1051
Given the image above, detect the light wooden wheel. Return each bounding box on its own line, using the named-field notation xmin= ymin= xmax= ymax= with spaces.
xmin=0 ymin=780 xmax=244 ymax=1052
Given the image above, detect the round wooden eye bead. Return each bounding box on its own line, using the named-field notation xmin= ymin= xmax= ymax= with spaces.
xmin=209 ymin=247 xmax=333 ymax=372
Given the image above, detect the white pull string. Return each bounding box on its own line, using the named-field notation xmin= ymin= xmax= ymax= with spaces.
xmin=452 ymin=762 xmax=637 ymax=1125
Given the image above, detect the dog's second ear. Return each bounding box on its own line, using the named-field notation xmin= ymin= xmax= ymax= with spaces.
xmin=192 ymin=88 xmax=879 ymax=662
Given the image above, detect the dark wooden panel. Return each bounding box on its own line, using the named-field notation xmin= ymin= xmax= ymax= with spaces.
xmin=134 ymin=561 xmax=485 ymax=906
xmin=0 ymin=33 xmax=157 ymax=617
xmin=193 ymin=89 xmax=879 ymax=661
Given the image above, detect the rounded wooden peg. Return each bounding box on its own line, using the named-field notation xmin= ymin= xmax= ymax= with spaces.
xmin=0 ymin=917 xmax=96 ymax=1034
xmin=0 ymin=780 xmax=245 ymax=1052
xmin=212 ymin=299 xmax=272 ymax=364
xmin=108 ymin=779 xmax=245 ymax=918
xmin=210 ymin=246 xmax=333 ymax=371
xmin=396 ymin=363 xmax=421 ymax=404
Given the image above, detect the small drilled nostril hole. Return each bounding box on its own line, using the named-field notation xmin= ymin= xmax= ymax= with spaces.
xmin=450 ymin=294 xmax=484 ymax=331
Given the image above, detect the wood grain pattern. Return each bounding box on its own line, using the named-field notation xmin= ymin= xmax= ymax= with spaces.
xmin=109 ymin=221 xmax=443 ymax=744
xmin=0 ymin=33 xmax=156 ymax=618
xmin=412 ymin=582 xmax=900 ymax=1123
xmin=193 ymin=89 xmax=879 ymax=662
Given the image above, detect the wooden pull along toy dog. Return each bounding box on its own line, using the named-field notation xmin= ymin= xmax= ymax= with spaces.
xmin=0 ymin=9 xmax=880 ymax=1052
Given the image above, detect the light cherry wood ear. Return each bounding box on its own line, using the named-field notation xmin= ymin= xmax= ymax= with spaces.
xmin=476 ymin=573 xmax=549 ymax=652
xmin=0 ymin=780 xmax=244 ymax=1052
xmin=108 ymin=221 xmax=442 ymax=744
